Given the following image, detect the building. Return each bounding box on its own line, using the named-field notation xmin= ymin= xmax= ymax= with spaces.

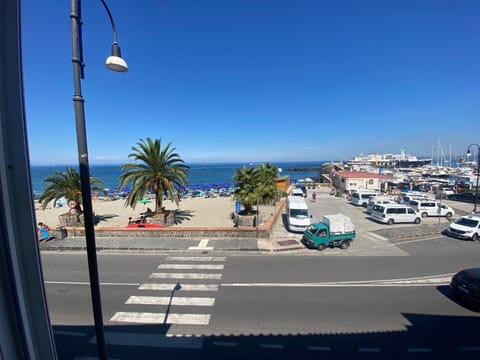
xmin=275 ymin=175 xmax=291 ymax=193
xmin=331 ymin=170 xmax=393 ymax=194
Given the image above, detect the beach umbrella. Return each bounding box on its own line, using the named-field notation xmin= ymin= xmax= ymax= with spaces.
xmin=305 ymin=178 xmax=314 ymax=183
xmin=138 ymin=199 xmax=152 ymax=205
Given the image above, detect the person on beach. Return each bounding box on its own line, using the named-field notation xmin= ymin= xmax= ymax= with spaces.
xmin=38 ymin=222 xmax=50 ymax=242
xmin=312 ymin=191 xmax=317 ymax=202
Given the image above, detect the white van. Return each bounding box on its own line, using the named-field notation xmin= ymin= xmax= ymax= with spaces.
xmin=408 ymin=200 xmax=455 ymax=219
xmin=446 ymin=214 xmax=480 ymax=241
xmin=350 ymin=190 xmax=379 ymax=207
xmin=397 ymin=191 xmax=433 ymax=204
xmin=286 ymin=196 xmax=311 ymax=232
xmin=291 ymin=188 xmax=304 ymax=197
xmin=370 ymin=203 xmax=421 ymax=225
xmin=366 ymin=196 xmax=396 ymax=214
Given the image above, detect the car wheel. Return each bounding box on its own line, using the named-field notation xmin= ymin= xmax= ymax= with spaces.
xmin=421 ymin=212 xmax=428 ymax=218
xmin=340 ymin=241 xmax=350 ymax=249
xmin=446 ymin=212 xmax=453 ymax=219
xmin=387 ymin=219 xmax=394 ymax=225
xmin=317 ymin=243 xmax=326 ymax=251
xmin=472 ymin=233 xmax=479 ymax=242
xmin=414 ymin=218 xmax=421 ymax=224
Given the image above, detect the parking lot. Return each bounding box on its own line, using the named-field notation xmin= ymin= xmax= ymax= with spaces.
xmin=275 ymin=186 xmax=476 ymax=256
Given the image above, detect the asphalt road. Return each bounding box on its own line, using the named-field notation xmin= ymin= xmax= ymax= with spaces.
xmin=41 ymin=188 xmax=480 ymax=359
xmin=42 ymin=241 xmax=480 ymax=359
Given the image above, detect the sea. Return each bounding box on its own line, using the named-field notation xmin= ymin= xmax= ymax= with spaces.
xmin=30 ymin=161 xmax=326 ymax=194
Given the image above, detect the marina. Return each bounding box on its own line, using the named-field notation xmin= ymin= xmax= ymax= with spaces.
xmin=347 ymin=150 xmax=432 ymax=169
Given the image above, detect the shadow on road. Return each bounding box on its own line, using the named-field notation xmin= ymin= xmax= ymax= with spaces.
xmin=53 ymin=312 xmax=480 ymax=359
xmin=437 ymin=285 xmax=480 ymax=313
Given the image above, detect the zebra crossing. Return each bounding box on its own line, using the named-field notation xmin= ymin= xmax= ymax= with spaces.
xmin=106 ymin=255 xmax=226 ymax=349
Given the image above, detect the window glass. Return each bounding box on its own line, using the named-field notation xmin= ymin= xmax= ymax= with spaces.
xmin=456 ymin=218 xmax=479 ymax=228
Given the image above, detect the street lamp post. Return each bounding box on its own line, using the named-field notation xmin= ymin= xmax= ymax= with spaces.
xmin=467 ymin=144 xmax=480 ymax=213
xmin=70 ymin=1 xmax=127 ymax=359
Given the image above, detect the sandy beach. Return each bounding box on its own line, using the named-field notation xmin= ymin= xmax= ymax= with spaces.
xmin=34 ymin=196 xmax=276 ymax=230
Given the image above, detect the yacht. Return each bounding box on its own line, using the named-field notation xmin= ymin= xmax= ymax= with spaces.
xmin=348 ymin=150 xmax=431 ymax=169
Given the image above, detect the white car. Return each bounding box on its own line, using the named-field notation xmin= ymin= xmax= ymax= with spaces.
xmin=447 ymin=215 xmax=480 ymax=241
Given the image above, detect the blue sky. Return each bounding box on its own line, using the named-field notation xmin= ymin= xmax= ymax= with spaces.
xmin=22 ymin=0 xmax=480 ymax=165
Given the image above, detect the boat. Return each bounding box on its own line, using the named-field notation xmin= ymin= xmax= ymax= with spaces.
xmin=347 ymin=150 xmax=431 ymax=169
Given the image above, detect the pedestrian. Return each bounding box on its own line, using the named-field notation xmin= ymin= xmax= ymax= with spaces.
xmin=38 ymin=222 xmax=50 ymax=242
xmin=312 ymin=191 xmax=317 ymax=202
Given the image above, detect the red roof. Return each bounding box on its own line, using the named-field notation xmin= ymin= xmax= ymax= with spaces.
xmin=334 ymin=171 xmax=393 ymax=180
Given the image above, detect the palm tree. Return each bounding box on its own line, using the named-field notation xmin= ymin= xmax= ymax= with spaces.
xmin=233 ymin=166 xmax=259 ymax=214
xmin=234 ymin=163 xmax=279 ymax=214
xmin=37 ymin=167 xmax=104 ymax=214
xmin=118 ymin=137 xmax=190 ymax=214
xmin=256 ymin=162 xmax=278 ymax=203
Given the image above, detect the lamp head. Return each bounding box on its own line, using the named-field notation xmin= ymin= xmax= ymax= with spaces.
xmin=106 ymin=43 xmax=128 ymax=72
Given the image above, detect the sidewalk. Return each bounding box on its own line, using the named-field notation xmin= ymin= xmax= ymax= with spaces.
xmin=38 ymin=223 xmax=447 ymax=253
xmin=39 ymin=236 xmax=267 ymax=252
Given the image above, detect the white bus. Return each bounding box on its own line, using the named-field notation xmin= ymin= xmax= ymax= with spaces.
xmin=286 ymin=196 xmax=311 ymax=232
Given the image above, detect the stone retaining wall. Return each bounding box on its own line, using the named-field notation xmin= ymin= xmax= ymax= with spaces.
xmin=61 ymin=198 xmax=286 ymax=239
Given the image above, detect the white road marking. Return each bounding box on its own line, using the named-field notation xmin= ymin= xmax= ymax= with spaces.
xmin=126 ymin=295 xmax=215 ymax=306
xmin=53 ymin=330 xmax=86 ymax=337
xmin=47 ymin=273 xmax=451 ymax=289
xmin=139 ymin=283 xmax=219 ymax=291
xmin=74 ymin=358 xmax=122 ymax=360
xmin=110 ymin=312 xmax=210 ymax=325
xmin=364 ymin=232 xmax=393 ymax=247
xmin=260 ymin=344 xmax=284 ymax=349
xmin=165 ymin=256 xmax=226 ymax=262
xmin=150 ymin=273 xmax=222 ymax=280
xmin=367 ymin=232 xmax=389 ymax=242
xmin=212 ymin=341 xmax=238 ymax=347
xmin=189 ymin=239 xmax=214 ymax=250
xmin=158 ymin=264 xmax=224 ymax=270
xmin=373 ymin=236 xmax=445 ymax=248
xmin=221 ymin=274 xmax=454 ymax=288
xmin=458 ymin=346 xmax=480 ymax=351
xmin=90 ymin=332 xmax=203 ymax=349
xmin=308 ymin=346 xmax=332 ymax=351
xmin=45 ymin=280 xmax=139 ymax=286
xmin=358 ymin=347 xmax=382 ymax=352
xmin=407 ymin=348 xmax=432 ymax=353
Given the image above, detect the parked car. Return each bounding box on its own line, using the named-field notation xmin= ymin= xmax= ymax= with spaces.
xmin=294 ymin=183 xmax=307 ymax=197
xmin=450 ymin=268 xmax=480 ymax=307
xmin=448 ymin=192 xmax=480 ymax=203
xmin=291 ymin=188 xmax=305 ymax=197
xmin=446 ymin=214 xmax=480 ymax=241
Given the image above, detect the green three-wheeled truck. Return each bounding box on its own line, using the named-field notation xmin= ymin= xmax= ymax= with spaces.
xmin=302 ymin=214 xmax=356 ymax=251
